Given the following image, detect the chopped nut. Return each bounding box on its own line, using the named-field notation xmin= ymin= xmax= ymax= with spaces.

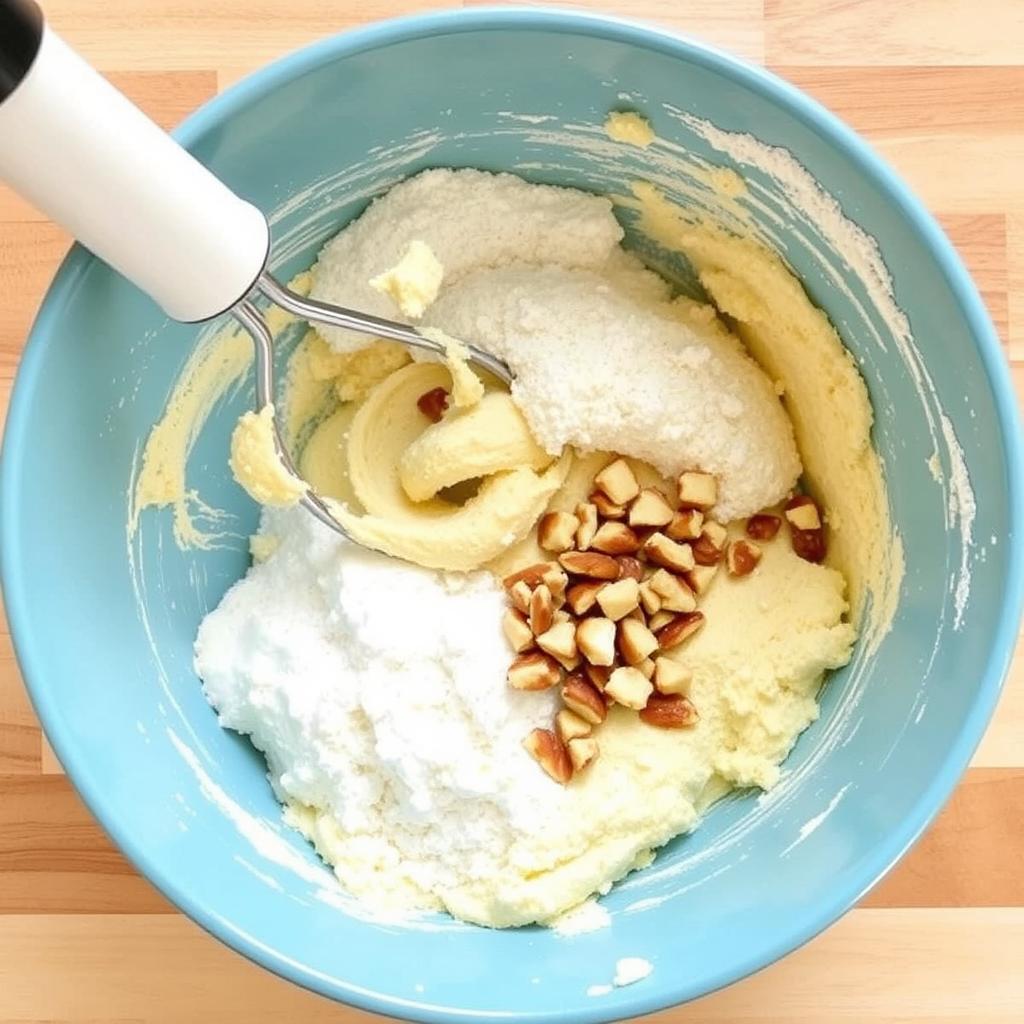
xmin=502 ymin=608 xmax=535 ymax=653
xmin=575 ymin=502 xmax=599 ymax=550
xmin=590 ymin=490 xmax=626 ymax=519
xmin=540 ymin=564 xmax=569 ymax=605
xmin=555 ymin=708 xmax=592 ymax=744
xmin=538 ymin=511 xmax=579 ymax=554
xmin=504 ymin=562 xmax=556 ymax=590
xmin=685 ymin=563 xmax=719 ymax=596
xmin=653 ymin=657 xmax=691 ymax=696
xmin=628 ymin=488 xmax=674 ymax=528
xmin=507 ymin=651 xmax=562 ymax=691
xmin=746 ymin=513 xmax=781 ymax=541
xmin=692 ymin=521 xmax=728 ymax=566
xmin=648 ymin=568 xmax=697 ymax=613
xmin=785 ymin=495 xmax=822 ymax=531
xmin=416 ymin=386 xmax=449 ymax=422
xmin=616 ymin=556 xmax=645 ymax=582
xmin=605 ymin=666 xmax=654 ymax=709
xmin=566 ymin=580 xmax=604 ymax=615
xmin=638 ymin=657 xmax=656 ymax=680
xmin=568 ymin=736 xmax=600 ymax=772
xmin=666 ymin=508 xmax=704 ymax=541
xmin=591 ymin=521 xmax=641 ymax=555
xmin=638 ymin=580 xmax=663 ymax=615
xmin=559 ymin=551 xmax=621 ymax=580
xmin=523 ymin=728 xmax=572 ymax=783
xmin=529 ymin=584 xmax=555 ymax=635
xmin=562 ymin=674 xmax=608 ymax=725
xmin=624 ymin=606 xmax=646 ymax=622
xmin=648 ymin=609 xmax=675 ymax=631
xmin=639 ymin=694 xmax=699 ymax=729
xmin=576 ymin=617 xmax=617 ymax=667
xmin=677 ymin=470 xmax=718 ymax=510
xmin=726 ymin=539 xmax=762 ymax=577
xmin=617 ymin=617 xmax=659 ymax=665
xmin=584 ymin=663 xmax=612 ymax=691
xmin=553 ymin=609 xmax=572 ymax=625
xmin=655 ymin=611 xmax=705 ymax=650
xmin=508 ymin=579 xmax=533 ymax=614
xmin=596 ymin=577 xmax=641 ymax=621
xmin=594 ymin=458 xmax=641 ymax=505
xmin=643 ymin=532 xmax=696 ymax=573
xmin=537 ymin=621 xmax=580 ymax=670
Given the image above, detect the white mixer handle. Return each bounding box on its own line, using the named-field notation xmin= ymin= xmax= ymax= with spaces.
xmin=0 ymin=0 xmax=270 ymax=322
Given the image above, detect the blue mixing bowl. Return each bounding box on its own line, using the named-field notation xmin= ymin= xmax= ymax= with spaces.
xmin=2 ymin=8 xmax=1022 ymax=1021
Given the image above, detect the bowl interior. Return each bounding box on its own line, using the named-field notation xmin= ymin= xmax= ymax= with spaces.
xmin=2 ymin=12 xmax=1019 ymax=1022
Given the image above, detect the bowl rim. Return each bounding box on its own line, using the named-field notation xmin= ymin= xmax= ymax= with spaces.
xmin=2 ymin=5 xmax=1023 ymax=1022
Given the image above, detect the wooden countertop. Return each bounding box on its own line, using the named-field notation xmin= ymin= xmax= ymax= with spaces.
xmin=1 ymin=1 xmax=1022 ymax=1021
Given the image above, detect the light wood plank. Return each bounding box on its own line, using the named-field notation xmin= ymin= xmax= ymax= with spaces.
xmin=974 ymin=624 xmax=1024 ymax=769
xmin=937 ymin=214 xmax=1008 ymax=346
xmin=1008 ymin=216 xmax=1024 ymax=362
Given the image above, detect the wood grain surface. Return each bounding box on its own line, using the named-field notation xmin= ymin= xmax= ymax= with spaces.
xmin=1 ymin=1 xmax=1022 ymax=1021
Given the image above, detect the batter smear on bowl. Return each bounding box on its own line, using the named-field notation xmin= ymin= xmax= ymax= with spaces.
xmin=195 ymin=167 xmax=892 ymax=928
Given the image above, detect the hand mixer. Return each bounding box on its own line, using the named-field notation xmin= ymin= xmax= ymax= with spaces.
xmin=0 ymin=0 xmax=514 ymax=537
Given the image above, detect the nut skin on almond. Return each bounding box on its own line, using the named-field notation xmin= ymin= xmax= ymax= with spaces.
xmin=529 ymin=584 xmax=556 ymax=635
xmin=605 ymin=666 xmax=654 ymax=709
xmin=504 ymin=562 xmax=557 ymax=590
xmin=584 ymin=662 xmax=612 ymax=691
xmin=616 ymin=556 xmax=645 ymax=582
xmin=502 ymin=608 xmax=535 ymax=653
xmin=785 ymin=496 xmax=826 ymax=563
xmin=643 ymin=532 xmax=696 ymax=573
xmin=617 ymin=617 xmax=659 ymax=665
xmin=594 ymin=457 xmax=641 ymax=506
xmin=538 ymin=511 xmax=579 ymax=554
xmin=692 ymin=521 xmax=728 ymax=566
xmin=639 ymin=694 xmax=699 ymax=729
xmin=562 ymin=673 xmax=608 ymax=725
xmin=628 ymin=488 xmax=674 ymax=528
xmin=507 ymin=651 xmax=562 ymax=691
xmin=523 ymin=728 xmax=572 ymax=784
xmin=726 ymin=539 xmax=762 ymax=577
xmin=677 ymin=471 xmax=718 ymax=510
xmin=596 ymin=577 xmax=641 ymax=622
xmin=575 ymin=502 xmax=599 ymax=550
xmin=666 ymin=508 xmax=704 ymax=541
xmin=559 ymin=551 xmax=621 ymax=580
xmin=556 ymin=708 xmax=592 ymax=744
xmin=655 ymin=611 xmax=705 ymax=650
xmin=653 ymin=657 xmax=691 ymax=696
xmin=416 ymin=386 xmax=449 ymax=423
xmin=746 ymin=513 xmax=781 ymax=541
xmin=590 ymin=490 xmax=626 ymax=520
xmin=568 ymin=736 xmax=600 ymax=772
xmin=566 ymin=580 xmax=604 ymax=615
xmin=576 ymin=616 xmax=617 ymax=666
xmin=590 ymin=521 xmax=641 ymax=555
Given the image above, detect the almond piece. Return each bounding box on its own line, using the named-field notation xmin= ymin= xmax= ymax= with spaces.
xmin=639 ymin=694 xmax=699 ymax=729
xmin=643 ymin=532 xmax=696 ymax=573
xmin=638 ymin=657 xmax=656 ymax=680
xmin=692 ymin=521 xmax=728 ymax=566
xmin=555 ymin=708 xmax=592 ymax=744
xmin=653 ymin=657 xmax=692 ymax=696
xmin=537 ymin=621 xmax=580 ymax=670
xmin=648 ymin=609 xmax=675 ymax=631
xmin=666 ymin=508 xmax=704 ymax=541
xmin=648 ymin=568 xmax=697 ymax=613
xmin=575 ymin=502 xmax=599 ymax=550
xmin=616 ymin=556 xmax=645 ymax=582
xmin=617 ymin=617 xmax=659 ymax=665
xmin=416 ymin=386 xmax=449 ymax=422
xmin=594 ymin=458 xmax=640 ymax=505
xmin=502 ymin=608 xmax=535 ymax=653
xmin=726 ymin=539 xmax=762 ymax=577
xmin=596 ymin=577 xmax=641 ymax=622
xmin=559 ymin=551 xmax=621 ymax=580
xmin=541 ymin=564 xmax=569 ymax=605
xmin=605 ymin=666 xmax=654 ymax=709
xmin=590 ymin=490 xmax=626 ymax=519
xmin=590 ymin=521 xmax=641 ymax=555
xmin=628 ymin=488 xmax=675 ymax=528
xmin=784 ymin=495 xmax=822 ymax=531
xmin=638 ymin=580 xmax=663 ymax=615
xmin=685 ymin=563 xmax=719 ymax=596
xmin=677 ymin=470 xmax=718 ymax=510
xmin=746 ymin=513 xmax=781 ymax=541
xmin=566 ymin=580 xmax=604 ymax=615
xmin=568 ymin=736 xmax=600 ymax=772
xmin=655 ymin=611 xmax=705 ymax=650
xmin=508 ymin=579 xmax=533 ymax=614
xmin=507 ymin=651 xmax=562 ymax=691
xmin=561 ymin=674 xmax=608 ymax=725
xmin=624 ymin=606 xmax=646 ymax=622
xmin=538 ymin=511 xmax=580 ymax=554
xmin=576 ymin=617 xmax=617 ymax=667
xmin=523 ymin=728 xmax=572 ymax=783
xmin=529 ymin=584 xmax=555 ymax=635
xmin=584 ymin=663 xmax=612 ymax=691
xmin=553 ymin=609 xmax=572 ymax=625
xmin=504 ymin=562 xmax=557 ymax=590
